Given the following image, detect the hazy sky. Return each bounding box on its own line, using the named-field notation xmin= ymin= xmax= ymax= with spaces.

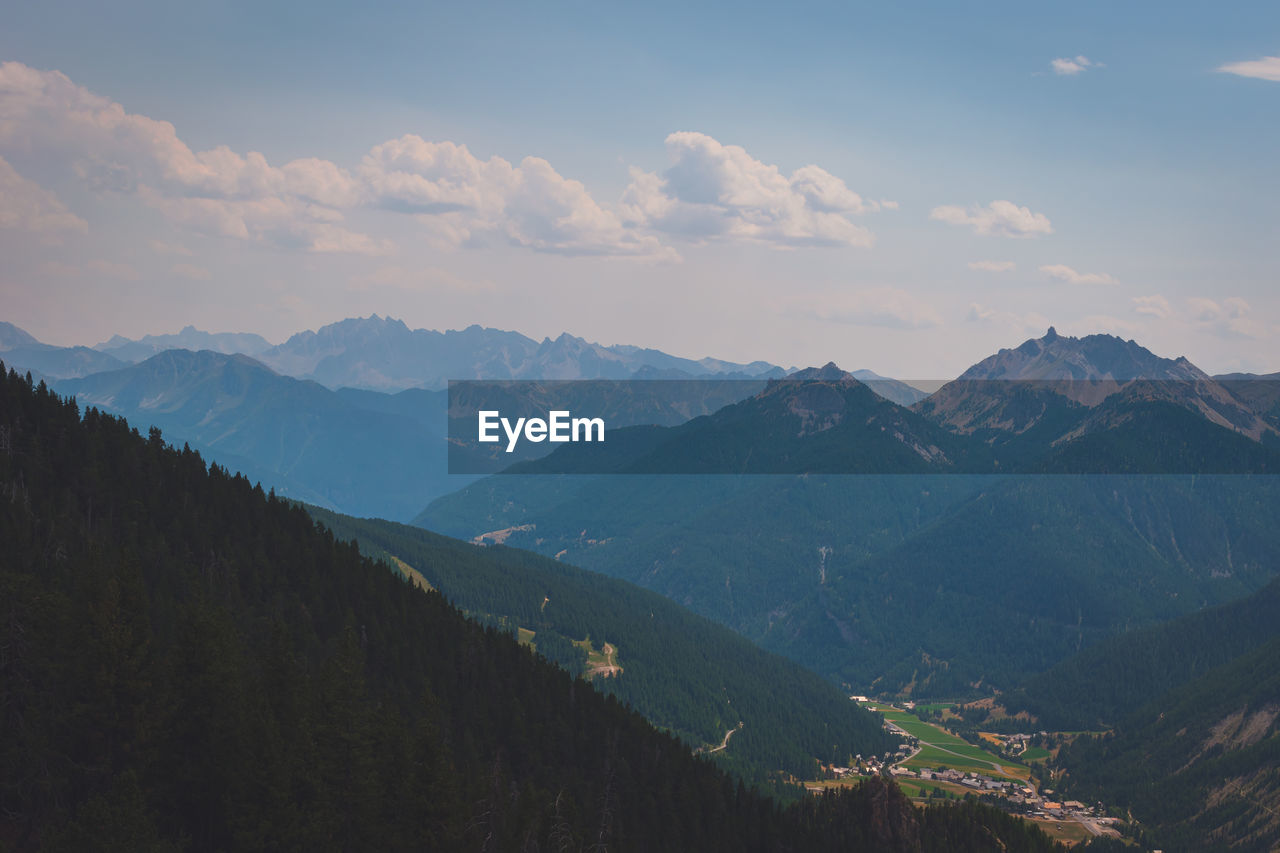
xmin=2 ymin=0 xmax=1277 ymax=376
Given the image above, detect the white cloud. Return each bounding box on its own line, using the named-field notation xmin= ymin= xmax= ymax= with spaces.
xmin=1188 ymin=297 xmax=1224 ymax=322
xmin=1188 ymin=296 xmax=1265 ymax=338
xmin=1051 ymin=55 xmax=1103 ymax=76
xmin=0 ymin=62 xmax=904 ymax=262
xmin=0 ymin=154 xmax=87 ymax=234
xmin=171 ymin=263 xmax=211 ymax=280
xmin=968 ymin=260 xmax=1015 ymax=272
xmin=1039 ymin=264 xmax=1117 ymax=285
xmin=359 ymin=135 xmax=670 ymax=257
xmin=0 ymin=61 xmax=673 ymax=259
xmin=620 ymin=132 xmax=881 ymax=249
xmin=1131 ymin=295 xmax=1171 ymax=319
xmin=809 ymin=287 xmax=943 ymax=329
xmin=1216 ymin=56 xmax=1280 ymax=82
xmin=0 ymin=62 xmax=386 ymax=255
xmin=930 ymin=200 xmax=1052 ymax=238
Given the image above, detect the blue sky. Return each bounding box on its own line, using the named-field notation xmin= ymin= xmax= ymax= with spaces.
xmin=1 ymin=0 xmax=1277 ymax=376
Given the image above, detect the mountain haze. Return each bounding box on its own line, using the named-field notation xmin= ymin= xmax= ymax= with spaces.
xmin=94 ymin=325 xmax=273 ymax=362
xmin=420 ymin=332 xmax=1280 ymax=698
xmin=256 ymin=315 xmax=788 ymax=391
xmin=55 ymin=349 xmax=456 ymax=520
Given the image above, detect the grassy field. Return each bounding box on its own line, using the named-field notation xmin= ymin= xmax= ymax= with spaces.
xmin=516 ymin=627 xmax=536 ymax=647
xmin=870 ymin=706 xmax=1029 ymax=781
xmin=1029 ymin=818 xmax=1094 ymax=845
xmin=388 ymin=556 xmax=433 ymax=591
xmin=572 ymin=637 xmax=622 ymax=678
xmin=1021 ymin=746 xmax=1051 ymax=762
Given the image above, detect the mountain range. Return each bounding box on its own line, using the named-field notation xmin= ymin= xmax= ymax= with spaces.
xmin=0 ymin=320 xmax=125 ymax=380
xmin=94 ymin=325 xmax=273 ymax=362
xmin=251 ymin=314 xmax=788 ymax=391
xmin=419 ymin=328 xmax=1280 ymax=699
xmin=6 ymin=314 xmax=1279 ymax=849
xmin=0 ymin=316 xmax=934 ymax=517
xmin=4 ymin=363 xmax=1082 ymax=851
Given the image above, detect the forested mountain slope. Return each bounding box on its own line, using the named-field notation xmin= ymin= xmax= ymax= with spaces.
xmin=0 ymin=364 xmax=1067 ymax=851
xmin=305 ymin=507 xmax=895 ymax=784
xmin=1055 ymin=638 xmax=1280 ymax=852
xmin=1004 ymin=572 xmax=1280 ymax=730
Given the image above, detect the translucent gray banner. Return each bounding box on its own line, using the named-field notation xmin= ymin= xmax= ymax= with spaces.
xmin=446 ymin=377 xmax=1280 ymax=475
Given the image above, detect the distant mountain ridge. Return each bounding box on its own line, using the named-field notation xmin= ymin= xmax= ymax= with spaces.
xmin=3 ymin=317 xmax=937 ymax=408
xmin=94 ymin=325 xmax=273 ymax=362
xmin=254 ymin=314 xmax=789 ymax=391
xmin=916 ymin=327 xmax=1276 ymax=442
xmin=0 ymin=321 xmax=41 ymax=350
xmin=0 ymin=320 xmax=125 ymax=380
xmin=53 ymin=349 xmax=456 ymax=521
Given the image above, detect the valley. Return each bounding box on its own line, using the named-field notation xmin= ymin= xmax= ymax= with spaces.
xmin=816 ymin=701 xmax=1126 ymax=846
xmin=4 ymin=319 xmax=1278 ymax=850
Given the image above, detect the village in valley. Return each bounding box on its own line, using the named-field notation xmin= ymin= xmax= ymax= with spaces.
xmin=805 ymin=698 xmax=1127 ymax=847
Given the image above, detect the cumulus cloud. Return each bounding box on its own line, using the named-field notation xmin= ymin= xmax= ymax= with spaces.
xmin=0 ymin=62 xmax=903 ymax=261
xmin=360 ymin=135 xmax=670 ymax=256
xmin=930 ymin=200 xmax=1052 ymax=238
xmin=0 ymin=61 xmax=671 ymax=259
xmin=1188 ymin=296 xmax=1265 ymax=338
xmin=1051 ymin=55 xmax=1104 ymax=76
xmin=0 ymin=154 xmax=87 ymax=234
xmin=968 ymin=260 xmax=1015 ymax=272
xmin=1132 ymin=294 xmax=1172 ymax=319
xmin=1039 ymin=264 xmax=1117 ymax=285
xmin=809 ymin=287 xmax=943 ymax=329
xmin=1216 ymin=56 xmax=1280 ymax=82
xmin=620 ymin=132 xmax=882 ymax=249
xmin=0 ymin=61 xmax=386 ymax=255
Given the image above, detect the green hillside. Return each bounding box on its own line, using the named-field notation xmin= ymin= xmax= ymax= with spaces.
xmin=305 ymin=507 xmax=896 ymax=783
xmin=1055 ymin=638 xmax=1280 ymax=851
xmin=1005 ymin=572 xmax=1280 ymax=730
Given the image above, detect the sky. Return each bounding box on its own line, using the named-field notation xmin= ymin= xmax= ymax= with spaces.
xmin=1 ymin=0 xmax=1277 ymax=377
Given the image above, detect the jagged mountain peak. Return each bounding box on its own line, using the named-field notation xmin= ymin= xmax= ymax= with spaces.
xmin=921 ymin=328 xmax=1273 ymax=441
xmin=786 ymin=362 xmax=857 ymax=383
xmin=954 ymin=328 xmax=1209 ymax=406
